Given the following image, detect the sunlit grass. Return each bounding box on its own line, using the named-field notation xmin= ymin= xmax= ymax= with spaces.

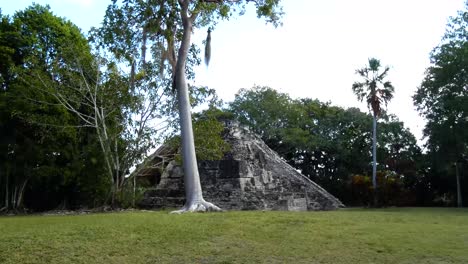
xmin=1 ymin=208 xmax=467 ymax=263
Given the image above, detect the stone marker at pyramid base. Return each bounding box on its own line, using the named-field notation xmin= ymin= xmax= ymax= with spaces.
xmin=139 ymin=121 xmax=344 ymax=211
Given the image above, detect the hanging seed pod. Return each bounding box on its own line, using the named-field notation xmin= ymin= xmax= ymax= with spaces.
xmin=204 ymin=28 xmax=212 ymax=67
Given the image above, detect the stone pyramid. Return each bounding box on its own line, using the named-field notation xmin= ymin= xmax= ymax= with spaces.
xmin=139 ymin=121 xmax=344 ymax=211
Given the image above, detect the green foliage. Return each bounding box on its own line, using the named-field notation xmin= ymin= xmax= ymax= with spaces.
xmin=193 ymin=107 xmax=231 ymax=161
xmin=168 ymin=107 xmax=231 ymax=163
xmin=114 ymin=184 xmax=146 ymax=209
xmin=230 ymin=86 xmax=294 ymax=143
xmin=414 ymin=4 xmax=468 ymax=205
xmin=0 ymin=5 xmax=112 ymax=211
xmin=1 ymin=209 xmax=468 ymax=263
xmin=377 ymin=116 xmax=422 ymax=175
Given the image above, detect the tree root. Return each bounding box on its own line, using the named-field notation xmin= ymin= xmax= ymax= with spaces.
xmin=170 ymin=200 xmax=223 ymax=214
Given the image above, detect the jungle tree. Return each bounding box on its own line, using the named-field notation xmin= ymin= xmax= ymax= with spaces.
xmin=95 ymin=0 xmax=283 ymax=213
xmin=0 ymin=5 xmax=109 ymax=211
xmin=414 ymin=5 xmax=467 ymax=207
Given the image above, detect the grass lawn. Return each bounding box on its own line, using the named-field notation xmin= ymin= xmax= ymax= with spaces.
xmin=0 ymin=208 xmax=467 ymax=263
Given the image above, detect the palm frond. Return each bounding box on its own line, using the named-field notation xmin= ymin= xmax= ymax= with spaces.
xmin=379 ymin=88 xmax=394 ymax=103
xmin=377 ymin=66 xmax=390 ymax=81
xmin=352 ymin=82 xmax=366 ymax=101
xmin=383 ymin=81 xmax=394 ymax=91
xmin=353 ymin=58 xmax=395 ymax=118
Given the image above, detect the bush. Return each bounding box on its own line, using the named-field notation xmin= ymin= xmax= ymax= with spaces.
xmin=115 ymin=182 xmax=146 ymax=209
xmin=350 ymin=171 xmax=414 ymax=206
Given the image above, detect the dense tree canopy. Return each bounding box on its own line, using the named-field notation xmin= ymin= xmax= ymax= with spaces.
xmin=414 ymin=5 xmax=468 ymax=207
xmin=0 ymin=5 xmax=109 ymax=211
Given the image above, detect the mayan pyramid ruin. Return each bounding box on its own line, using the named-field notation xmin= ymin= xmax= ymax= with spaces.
xmin=137 ymin=121 xmax=344 ymax=211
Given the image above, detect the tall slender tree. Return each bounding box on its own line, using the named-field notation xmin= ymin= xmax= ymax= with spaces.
xmin=95 ymin=0 xmax=283 ymax=213
xmin=352 ymin=58 xmax=395 ymax=205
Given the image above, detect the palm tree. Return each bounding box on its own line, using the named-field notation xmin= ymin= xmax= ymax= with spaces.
xmin=352 ymin=58 xmax=395 ymax=206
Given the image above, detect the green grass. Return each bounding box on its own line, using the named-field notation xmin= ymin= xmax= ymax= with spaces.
xmin=1 ymin=208 xmax=467 ymax=263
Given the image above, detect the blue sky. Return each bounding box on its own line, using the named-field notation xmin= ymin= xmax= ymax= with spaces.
xmin=2 ymin=0 xmax=466 ymax=145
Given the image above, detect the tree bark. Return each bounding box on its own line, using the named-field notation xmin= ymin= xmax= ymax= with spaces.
xmin=171 ymin=1 xmax=221 ymax=213
xmin=12 ymin=185 xmax=17 ymax=210
xmin=133 ymin=171 xmax=137 ymax=208
xmin=5 ymin=167 xmax=9 ymax=210
xmin=17 ymin=178 xmax=29 ymax=210
xmin=456 ymin=162 xmax=462 ymax=208
xmin=372 ymin=114 xmax=378 ymax=207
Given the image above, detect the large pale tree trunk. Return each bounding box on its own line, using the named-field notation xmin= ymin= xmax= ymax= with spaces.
xmin=372 ymin=114 xmax=378 ymax=206
xmin=456 ymin=162 xmax=463 ymax=208
xmin=171 ymin=2 xmax=221 ymax=213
